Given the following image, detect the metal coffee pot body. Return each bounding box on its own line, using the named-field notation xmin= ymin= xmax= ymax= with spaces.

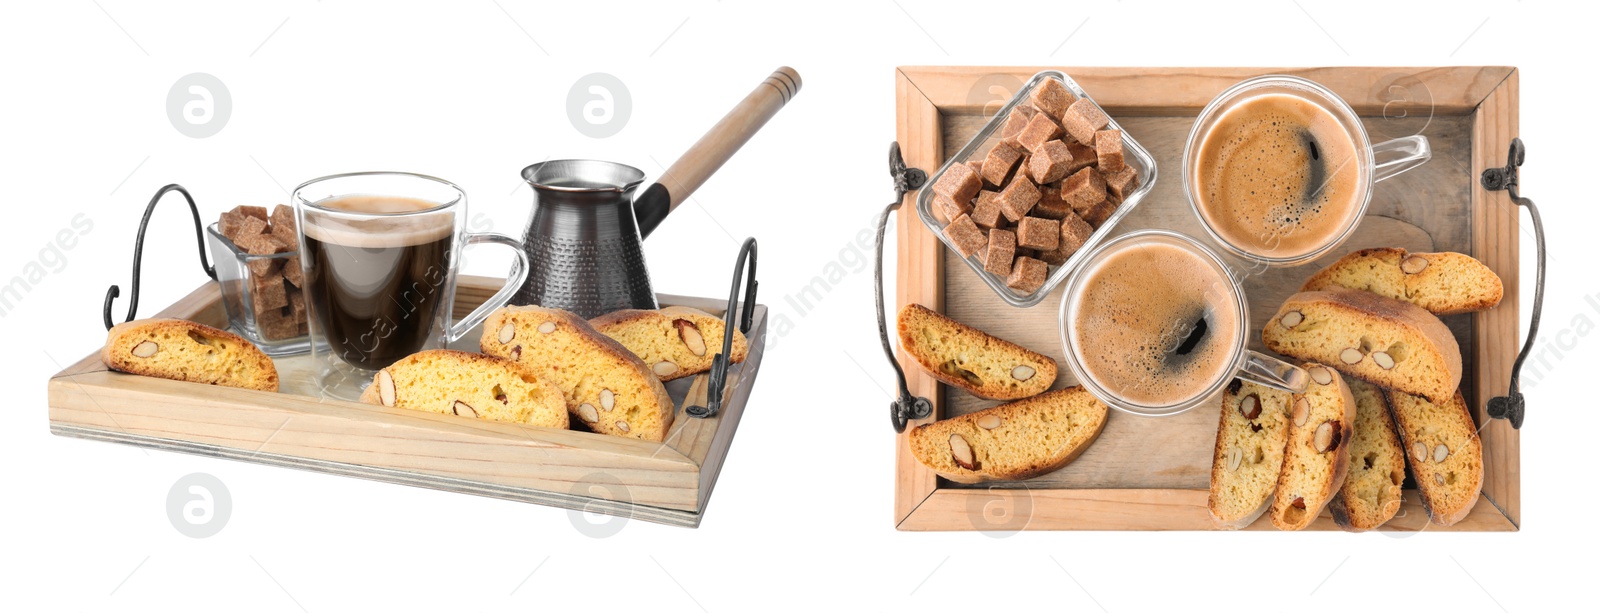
xmin=513 ymin=160 xmax=659 ymax=318
xmin=509 ymin=67 xmax=802 ymax=318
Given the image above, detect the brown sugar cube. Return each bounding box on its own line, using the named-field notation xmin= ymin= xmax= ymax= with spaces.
xmin=1062 ymin=99 xmax=1111 ymax=145
xmin=1016 ymin=112 xmax=1062 ymax=154
xmin=971 ymin=191 xmax=1004 ymax=229
xmin=998 ymin=104 xmax=1038 ymax=147
xmin=270 ymin=219 xmax=297 ymax=248
xmin=1061 ymin=166 xmax=1108 ymax=211
xmin=1030 ymin=79 xmax=1078 ymax=120
xmin=932 ymin=193 xmax=970 ymax=224
xmin=1062 ymin=211 xmax=1095 ymax=246
xmin=235 ymin=232 xmax=290 ymax=276
xmin=262 ymin=286 xmax=307 ymax=340
xmin=234 ymin=205 xmax=269 ymax=222
xmin=1104 ymin=165 xmax=1141 ymax=201
xmin=269 ymin=204 xmax=298 ymax=246
xmin=943 ymin=214 xmax=989 ymax=259
xmin=1064 ymin=142 xmax=1098 ymax=176
xmin=982 ymin=142 xmax=1024 ymax=187
xmin=997 ymin=175 xmax=1042 ymax=223
xmin=1016 ymin=217 xmax=1060 ymax=251
xmin=1095 ymin=129 xmax=1126 ymax=173
xmin=1027 ymin=140 xmax=1076 ymax=184
xmin=1031 ymin=191 xmax=1074 ymax=220
xmin=984 ymin=229 xmax=1017 ymax=276
xmin=236 ymin=231 xmax=288 ymax=255
xmin=221 ymin=214 xmax=268 ymax=245
xmin=932 ymin=162 xmax=983 ymax=206
xmin=218 ymin=210 xmax=250 ymax=242
xmin=1082 ymin=198 xmax=1120 ymax=227
xmin=286 ymin=285 xmax=306 ymax=321
xmin=282 ymin=255 xmax=304 ymax=287
xmin=965 ymin=161 xmax=985 ymax=181
xmin=256 ymin=302 xmax=299 ymax=340
xmin=1038 ymin=213 xmax=1095 ymax=265
xmin=250 ymin=272 xmax=289 ymax=312
xmin=1006 ymin=256 xmax=1049 ymax=294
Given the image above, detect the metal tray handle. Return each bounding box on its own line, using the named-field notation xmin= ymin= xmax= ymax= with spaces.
xmin=876 ymin=143 xmax=933 ymax=433
xmin=103 ymin=184 xmax=217 ymax=329
xmin=1480 ymin=138 xmax=1544 ymax=429
xmin=685 ymin=237 xmax=758 ymax=419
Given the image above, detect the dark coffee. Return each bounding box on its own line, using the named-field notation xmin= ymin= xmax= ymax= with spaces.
xmin=302 ymin=195 xmax=454 ymax=370
xmin=1069 ymin=241 xmax=1240 ymax=406
xmin=1193 ymin=93 xmax=1361 ymax=259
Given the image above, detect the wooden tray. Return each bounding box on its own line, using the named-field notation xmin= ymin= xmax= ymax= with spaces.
xmin=48 ymin=276 xmax=767 ymax=528
xmin=893 ymin=66 xmax=1521 ymax=531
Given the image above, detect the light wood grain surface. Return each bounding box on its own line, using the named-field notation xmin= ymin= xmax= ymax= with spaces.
xmin=898 ymin=66 xmax=1513 ymax=115
xmin=1470 ymin=70 xmax=1522 ymax=527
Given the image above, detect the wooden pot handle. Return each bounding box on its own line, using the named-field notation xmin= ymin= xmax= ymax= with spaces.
xmin=635 ymin=67 xmax=801 ymax=238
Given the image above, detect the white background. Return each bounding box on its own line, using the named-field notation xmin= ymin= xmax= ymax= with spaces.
xmin=2 ymin=1 xmax=1594 ymax=610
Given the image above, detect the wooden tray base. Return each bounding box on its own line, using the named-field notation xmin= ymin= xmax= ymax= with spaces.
xmin=49 ymin=276 xmax=766 ymax=528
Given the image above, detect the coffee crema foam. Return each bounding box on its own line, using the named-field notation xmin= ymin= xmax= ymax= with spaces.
xmin=302 ymin=195 xmax=454 ymax=248
xmin=1193 ymin=93 xmax=1361 ymax=259
xmin=1070 ymin=242 xmax=1240 ymax=407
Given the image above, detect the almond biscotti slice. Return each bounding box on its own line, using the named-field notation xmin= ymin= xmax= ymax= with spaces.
xmin=1386 ymin=389 xmax=1483 ymax=526
xmin=358 ymin=349 xmax=567 ymax=429
xmin=1328 ymin=379 xmax=1406 ymax=531
xmin=1300 ymin=248 xmax=1503 ymax=315
xmin=1262 ymin=289 xmax=1462 ymax=404
xmin=481 ymin=306 xmax=674 ymax=441
xmin=1208 ymin=380 xmax=1293 ymax=530
xmin=897 ymin=303 xmax=1057 ymax=400
xmin=907 ymin=387 xmax=1108 ymax=483
xmin=102 ymin=318 xmax=278 ymax=391
xmin=589 ymin=306 xmax=747 ymax=382
xmin=1270 ymin=363 xmax=1355 ymax=531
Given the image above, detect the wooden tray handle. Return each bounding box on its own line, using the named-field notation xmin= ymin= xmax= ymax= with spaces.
xmin=635 ymin=67 xmax=801 ymax=238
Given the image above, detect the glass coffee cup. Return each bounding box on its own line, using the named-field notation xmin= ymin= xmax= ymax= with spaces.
xmin=1058 ymin=230 xmax=1307 ymax=416
xmin=1183 ymin=75 xmax=1432 ymax=267
xmin=293 ymin=172 xmax=529 ymax=399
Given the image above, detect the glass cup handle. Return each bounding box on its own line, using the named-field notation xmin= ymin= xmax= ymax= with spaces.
xmin=1371 ymin=135 xmax=1432 ymax=183
xmin=444 ymin=232 xmax=529 ymax=343
xmin=1237 ymin=350 xmax=1309 ymax=394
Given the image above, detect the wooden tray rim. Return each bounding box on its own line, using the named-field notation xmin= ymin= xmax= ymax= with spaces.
xmin=892 ymin=65 xmax=1522 ymax=532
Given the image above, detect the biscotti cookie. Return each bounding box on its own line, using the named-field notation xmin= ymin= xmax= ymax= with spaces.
xmin=358 ymin=350 xmax=567 ymax=429
xmin=589 ymin=306 xmax=748 ymax=381
xmin=1300 ymin=248 xmax=1503 ymax=315
xmin=481 ymin=306 xmax=674 ymax=441
xmin=1328 ymin=379 xmax=1406 ymax=531
xmin=907 ymin=387 xmax=1108 ymax=483
xmin=1263 ymin=289 xmax=1462 ymax=404
xmin=102 ymin=318 xmax=278 ymax=391
xmin=1386 ymin=389 xmax=1484 ymax=526
xmin=896 ymin=303 xmax=1057 ymax=400
xmin=1270 ymin=363 xmax=1355 ymax=531
xmin=1208 ymin=380 xmax=1293 ymax=530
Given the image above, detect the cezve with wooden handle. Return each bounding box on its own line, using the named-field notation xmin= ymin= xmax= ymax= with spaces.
xmin=633 ymin=66 xmax=801 ymax=238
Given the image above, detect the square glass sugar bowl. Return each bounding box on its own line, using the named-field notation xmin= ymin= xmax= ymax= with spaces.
xmin=205 ymin=223 xmax=310 ymax=356
xmin=915 ymin=70 xmax=1158 ymax=308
